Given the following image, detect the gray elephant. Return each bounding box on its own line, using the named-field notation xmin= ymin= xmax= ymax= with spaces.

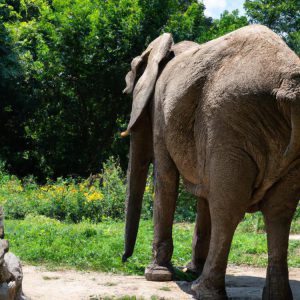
xmin=122 ymin=25 xmax=300 ymax=300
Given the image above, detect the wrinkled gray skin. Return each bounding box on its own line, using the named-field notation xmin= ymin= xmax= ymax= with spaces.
xmin=0 ymin=240 xmax=25 ymax=300
xmin=123 ymin=25 xmax=300 ymax=300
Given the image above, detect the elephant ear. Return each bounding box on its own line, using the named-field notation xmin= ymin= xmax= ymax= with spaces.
xmin=123 ymin=33 xmax=173 ymax=132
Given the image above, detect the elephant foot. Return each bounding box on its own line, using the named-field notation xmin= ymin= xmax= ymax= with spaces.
xmin=191 ymin=280 xmax=228 ymax=300
xmin=262 ymin=281 xmax=293 ymax=300
xmin=262 ymin=267 xmax=293 ymax=300
xmin=145 ymin=263 xmax=173 ymax=281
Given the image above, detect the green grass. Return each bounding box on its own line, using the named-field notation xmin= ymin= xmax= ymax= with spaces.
xmin=159 ymin=287 xmax=171 ymax=291
xmin=4 ymin=214 xmax=300 ymax=276
xmin=91 ymin=297 xmax=158 ymax=300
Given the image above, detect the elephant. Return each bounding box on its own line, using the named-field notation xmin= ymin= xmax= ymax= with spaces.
xmin=122 ymin=25 xmax=300 ymax=300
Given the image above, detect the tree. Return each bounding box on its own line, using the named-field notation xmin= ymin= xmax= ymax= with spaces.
xmin=207 ymin=10 xmax=248 ymax=40
xmin=0 ymin=1 xmax=35 ymax=176
xmin=244 ymin=0 xmax=300 ymax=55
xmin=163 ymin=1 xmax=212 ymax=43
xmin=8 ymin=0 xmax=146 ymax=178
xmin=2 ymin=0 xmax=212 ymax=178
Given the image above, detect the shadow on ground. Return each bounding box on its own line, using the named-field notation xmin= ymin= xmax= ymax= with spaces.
xmin=176 ymin=275 xmax=300 ymax=299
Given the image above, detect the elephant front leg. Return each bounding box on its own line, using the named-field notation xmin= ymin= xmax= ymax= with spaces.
xmin=185 ymin=197 xmax=211 ymax=275
xmin=145 ymin=151 xmax=179 ymax=281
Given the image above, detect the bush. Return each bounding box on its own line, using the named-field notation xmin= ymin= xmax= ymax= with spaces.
xmin=0 ymin=157 xmax=154 ymax=223
xmin=1 ymin=157 xmax=299 ymax=226
xmin=0 ymin=158 xmax=127 ymax=222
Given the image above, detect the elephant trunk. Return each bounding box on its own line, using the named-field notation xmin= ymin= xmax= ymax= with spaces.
xmin=122 ymin=113 xmax=152 ymax=262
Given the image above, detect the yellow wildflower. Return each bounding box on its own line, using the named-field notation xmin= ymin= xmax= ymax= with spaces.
xmin=15 ymin=185 xmax=23 ymax=192
xmin=79 ymin=183 xmax=86 ymax=192
xmin=55 ymin=186 xmax=65 ymax=193
xmin=85 ymin=191 xmax=104 ymax=202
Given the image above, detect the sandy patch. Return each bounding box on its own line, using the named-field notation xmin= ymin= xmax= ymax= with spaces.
xmin=22 ymin=265 xmax=300 ymax=299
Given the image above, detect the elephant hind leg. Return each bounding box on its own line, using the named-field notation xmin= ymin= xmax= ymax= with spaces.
xmin=261 ymin=168 xmax=300 ymax=300
xmin=192 ymin=149 xmax=257 ymax=300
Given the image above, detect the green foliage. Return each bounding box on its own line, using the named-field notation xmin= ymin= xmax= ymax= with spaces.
xmin=1 ymin=158 xmax=300 ymax=227
xmin=0 ymin=0 xmax=210 ymax=178
xmin=0 ymin=0 xmax=252 ymax=179
xmin=244 ymin=0 xmax=300 ymax=55
xmin=4 ymin=217 xmax=300 ymax=275
xmin=141 ymin=165 xmax=197 ymax=222
xmin=0 ymin=157 xmax=197 ymax=222
xmin=4 ymin=0 xmax=146 ymax=178
xmin=176 ymin=181 xmax=196 ymax=222
xmin=237 ymin=212 xmax=266 ymax=233
xmin=0 ymin=157 xmax=130 ymax=222
xmin=207 ymin=10 xmax=249 ymax=40
xmin=238 ymin=211 xmax=300 ymax=234
xmin=0 ymin=1 xmax=30 ymax=177
xmin=164 ymin=2 xmax=212 ymax=43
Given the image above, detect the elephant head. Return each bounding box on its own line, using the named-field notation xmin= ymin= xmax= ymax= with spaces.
xmin=122 ymin=33 xmax=174 ymax=262
xmin=122 ymin=34 xmax=200 ymax=262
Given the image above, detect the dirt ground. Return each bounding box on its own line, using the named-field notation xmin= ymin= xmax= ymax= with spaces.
xmin=22 ymin=265 xmax=300 ymax=300
xmin=21 ymin=234 xmax=300 ymax=299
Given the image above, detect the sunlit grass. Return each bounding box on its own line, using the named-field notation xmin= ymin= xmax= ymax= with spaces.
xmin=5 ymin=215 xmax=300 ymax=276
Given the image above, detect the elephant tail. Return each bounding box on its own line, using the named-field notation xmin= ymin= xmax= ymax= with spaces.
xmin=275 ymin=72 xmax=300 ymax=165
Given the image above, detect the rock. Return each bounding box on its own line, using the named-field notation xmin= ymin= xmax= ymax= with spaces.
xmin=0 ymin=240 xmax=25 ymax=300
